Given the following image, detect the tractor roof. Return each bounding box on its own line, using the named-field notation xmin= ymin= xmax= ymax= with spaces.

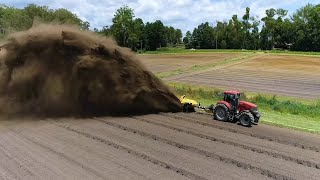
xmin=224 ymin=90 xmax=240 ymax=95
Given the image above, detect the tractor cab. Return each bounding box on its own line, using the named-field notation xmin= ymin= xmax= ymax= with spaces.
xmin=223 ymin=91 xmax=240 ymax=110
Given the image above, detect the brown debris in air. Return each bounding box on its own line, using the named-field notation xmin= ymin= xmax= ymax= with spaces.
xmin=0 ymin=24 xmax=181 ymax=117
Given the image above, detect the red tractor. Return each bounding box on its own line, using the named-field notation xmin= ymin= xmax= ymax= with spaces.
xmin=212 ymin=90 xmax=260 ymax=127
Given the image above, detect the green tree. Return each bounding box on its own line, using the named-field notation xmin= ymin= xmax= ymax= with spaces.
xmin=242 ymin=7 xmax=251 ymax=49
xmin=261 ymin=8 xmax=289 ymax=49
xmin=197 ymin=22 xmax=215 ymax=49
xmin=110 ymin=5 xmax=135 ymax=47
xmin=95 ymin=26 xmax=111 ymax=36
xmin=24 ymin=4 xmax=51 ymax=22
xmin=81 ymin=21 xmax=90 ymax=30
xmin=174 ymin=29 xmax=182 ymax=44
xmin=133 ymin=18 xmax=145 ymax=50
xmin=51 ymin=8 xmax=83 ymax=25
xmin=0 ymin=3 xmax=86 ymax=37
xmin=183 ymin=31 xmax=192 ymax=49
xmin=0 ymin=6 xmax=30 ymax=33
xmin=144 ymin=20 xmax=166 ymax=50
xmin=291 ymin=3 xmax=320 ymax=51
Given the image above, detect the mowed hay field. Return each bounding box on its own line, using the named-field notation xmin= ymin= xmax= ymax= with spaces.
xmin=138 ymin=53 xmax=240 ymax=73
xmin=166 ymin=54 xmax=320 ymax=99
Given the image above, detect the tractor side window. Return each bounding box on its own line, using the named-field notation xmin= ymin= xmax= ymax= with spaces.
xmin=230 ymin=94 xmax=235 ymax=100
xmin=224 ymin=94 xmax=229 ymax=102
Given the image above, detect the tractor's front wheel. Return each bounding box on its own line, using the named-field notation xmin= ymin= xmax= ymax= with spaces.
xmin=239 ymin=111 xmax=254 ymax=127
xmin=213 ymin=104 xmax=230 ymax=121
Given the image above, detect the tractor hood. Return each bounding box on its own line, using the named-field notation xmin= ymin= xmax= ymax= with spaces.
xmin=239 ymin=101 xmax=257 ymax=109
xmin=179 ymin=95 xmax=199 ymax=107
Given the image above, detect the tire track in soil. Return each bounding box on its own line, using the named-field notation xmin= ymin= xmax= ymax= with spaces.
xmin=94 ymin=118 xmax=293 ymax=180
xmin=130 ymin=116 xmax=320 ymax=169
xmin=0 ymin=144 xmax=34 ymax=179
xmin=162 ymin=113 xmax=320 ymax=153
xmin=54 ymin=123 xmax=207 ymax=180
xmin=12 ymin=130 xmax=107 ymax=180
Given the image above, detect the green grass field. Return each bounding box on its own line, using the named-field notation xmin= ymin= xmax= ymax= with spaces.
xmin=168 ymin=82 xmax=320 ymax=134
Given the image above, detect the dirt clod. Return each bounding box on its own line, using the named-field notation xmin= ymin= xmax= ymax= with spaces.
xmin=0 ymin=24 xmax=181 ymax=117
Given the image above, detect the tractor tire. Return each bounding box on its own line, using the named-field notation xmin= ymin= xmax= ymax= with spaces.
xmin=239 ymin=111 xmax=254 ymax=127
xmin=213 ymin=104 xmax=230 ymax=122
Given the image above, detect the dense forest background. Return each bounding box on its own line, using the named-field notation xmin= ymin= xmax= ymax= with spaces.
xmin=0 ymin=3 xmax=319 ymax=51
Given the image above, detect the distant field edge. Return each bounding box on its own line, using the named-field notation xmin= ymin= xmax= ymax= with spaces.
xmin=139 ymin=48 xmax=320 ymax=56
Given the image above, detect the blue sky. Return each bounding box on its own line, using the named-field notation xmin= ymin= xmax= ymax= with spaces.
xmin=1 ymin=0 xmax=318 ymax=34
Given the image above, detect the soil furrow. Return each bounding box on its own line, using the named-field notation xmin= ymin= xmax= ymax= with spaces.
xmin=55 ymin=123 xmax=207 ymax=180
xmin=0 ymin=129 xmax=105 ymax=179
xmin=94 ymin=118 xmax=294 ymax=180
xmin=141 ymin=114 xmax=320 ymax=164
xmin=180 ymin=70 xmax=320 ymax=83
xmin=14 ymin=121 xmax=188 ymax=180
xmin=163 ymin=113 xmax=320 ymax=152
xmin=176 ymin=76 xmax=320 ymax=91
xmin=183 ymin=74 xmax=320 ymax=88
xmin=199 ymin=69 xmax=320 ymax=80
xmin=0 ymin=145 xmax=32 ymax=179
xmin=53 ymin=118 xmax=272 ymax=180
xmin=131 ymin=116 xmax=320 ymax=169
xmin=13 ymin=131 xmax=107 ymax=180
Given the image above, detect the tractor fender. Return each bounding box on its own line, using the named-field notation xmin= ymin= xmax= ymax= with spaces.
xmin=216 ymin=101 xmax=231 ymax=110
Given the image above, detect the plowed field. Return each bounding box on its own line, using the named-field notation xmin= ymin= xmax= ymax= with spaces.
xmin=167 ymin=55 xmax=320 ymax=98
xmin=138 ymin=53 xmax=240 ymax=73
xmin=1 ymin=113 xmax=320 ymax=179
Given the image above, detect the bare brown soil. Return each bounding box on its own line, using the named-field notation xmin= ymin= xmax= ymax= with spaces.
xmin=167 ymin=54 xmax=320 ymax=98
xmin=138 ymin=53 xmax=240 ymax=73
xmin=1 ymin=113 xmax=319 ymax=180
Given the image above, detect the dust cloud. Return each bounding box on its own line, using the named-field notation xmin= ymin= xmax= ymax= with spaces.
xmin=0 ymin=24 xmax=181 ymax=117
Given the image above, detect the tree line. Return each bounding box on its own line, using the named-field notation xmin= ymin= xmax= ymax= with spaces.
xmin=0 ymin=4 xmax=90 ymax=36
xmin=0 ymin=4 xmax=182 ymax=51
xmin=1 ymin=3 xmax=320 ymax=52
xmin=183 ymin=3 xmax=320 ymax=51
xmin=93 ymin=6 xmax=182 ymax=51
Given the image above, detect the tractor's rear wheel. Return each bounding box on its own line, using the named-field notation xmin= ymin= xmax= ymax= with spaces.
xmin=213 ymin=104 xmax=230 ymax=121
xmin=239 ymin=111 xmax=254 ymax=127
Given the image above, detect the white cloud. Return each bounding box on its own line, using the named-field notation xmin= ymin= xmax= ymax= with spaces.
xmin=1 ymin=0 xmax=318 ymax=34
